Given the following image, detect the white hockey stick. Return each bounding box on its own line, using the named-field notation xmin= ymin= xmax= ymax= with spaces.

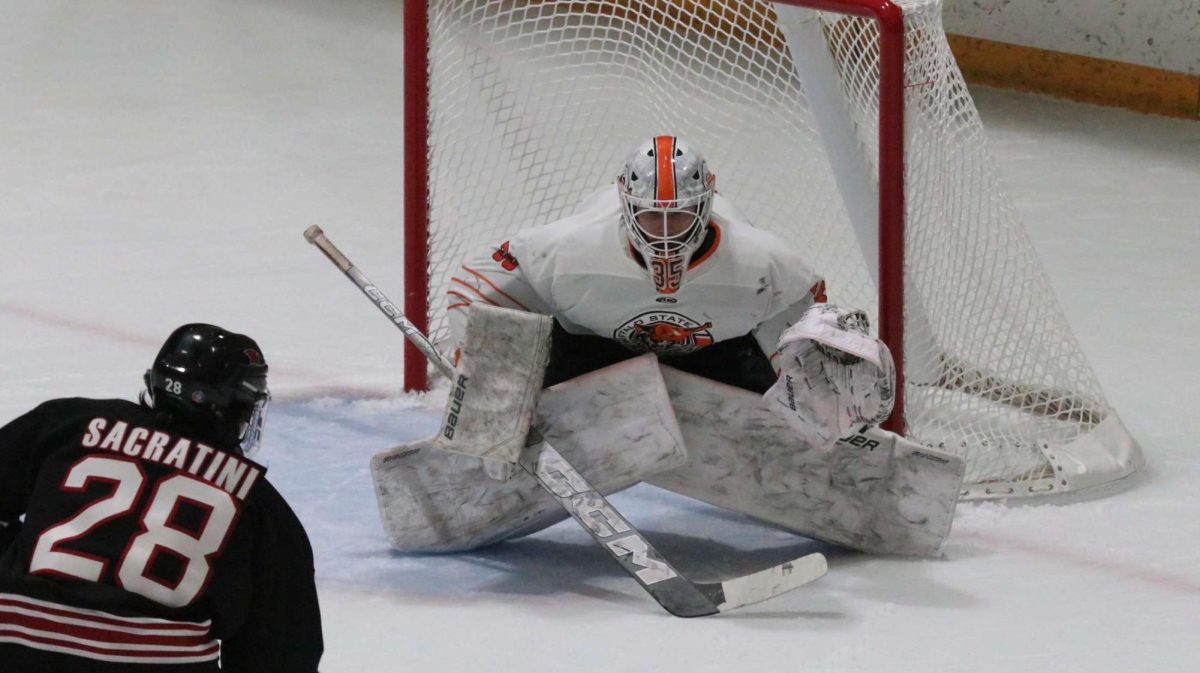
xmin=304 ymin=225 xmax=827 ymax=617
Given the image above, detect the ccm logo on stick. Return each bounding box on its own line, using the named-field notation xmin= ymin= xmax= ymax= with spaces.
xmin=537 ymin=452 xmax=677 ymax=585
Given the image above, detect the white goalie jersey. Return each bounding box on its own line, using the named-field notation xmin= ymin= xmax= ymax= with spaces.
xmin=446 ymin=186 xmax=827 ymax=367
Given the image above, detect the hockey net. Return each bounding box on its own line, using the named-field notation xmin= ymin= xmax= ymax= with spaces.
xmin=403 ymin=0 xmax=1142 ymax=499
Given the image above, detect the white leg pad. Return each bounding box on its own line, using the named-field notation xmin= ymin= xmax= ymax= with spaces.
xmin=648 ymin=367 xmax=965 ymax=556
xmin=372 ymin=354 xmax=688 ymax=552
xmin=434 ymin=304 xmax=552 ymax=464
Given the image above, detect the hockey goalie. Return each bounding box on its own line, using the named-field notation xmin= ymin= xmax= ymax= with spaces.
xmin=371 ymin=136 xmax=965 ymax=558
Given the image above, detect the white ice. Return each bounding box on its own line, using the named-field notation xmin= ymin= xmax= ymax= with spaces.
xmin=1 ymin=1 xmax=1198 ymax=672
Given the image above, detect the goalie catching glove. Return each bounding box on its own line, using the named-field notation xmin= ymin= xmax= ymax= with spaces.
xmin=764 ymin=303 xmax=896 ymax=450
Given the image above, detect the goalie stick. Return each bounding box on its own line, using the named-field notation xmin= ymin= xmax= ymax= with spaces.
xmin=303 ymin=225 xmax=827 ymax=617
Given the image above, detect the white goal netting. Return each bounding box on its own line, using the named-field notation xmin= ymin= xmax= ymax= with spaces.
xmin=410 ymin=0 xmax=1142 ymax=498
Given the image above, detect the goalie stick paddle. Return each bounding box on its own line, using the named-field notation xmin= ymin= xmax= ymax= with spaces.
xmin=303 ymin=224 xmax=828 ymax=617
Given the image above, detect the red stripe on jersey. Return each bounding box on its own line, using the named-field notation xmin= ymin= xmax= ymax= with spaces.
xmin=460 ymin=266 xmax=531 ymax=311
xmin=0 ymin=593 xmax=218 ymax=663
xmin=449 ymin=279 xmax=501 ymax=306
xmin=0 ymin=631 xmax=220 ymax=664
xmin=0 ymin=595 xmax=209 ymax=631
xmin=0 ymin=612 xmax=211 ymax=646
xmin=654 ymin=135 xmax=676 ymax=205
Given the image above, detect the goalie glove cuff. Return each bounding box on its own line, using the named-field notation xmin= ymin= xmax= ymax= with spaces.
xmin=777 ymin=303 xmax=883 ymax=368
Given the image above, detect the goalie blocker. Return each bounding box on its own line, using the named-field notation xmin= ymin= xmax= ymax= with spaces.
xmin=434 ymin=300 xmax=553 ymax=481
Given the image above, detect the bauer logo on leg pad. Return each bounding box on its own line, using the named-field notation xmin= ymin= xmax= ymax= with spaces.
xmin=434 ymin=304 xmax=551 ymax=463
xmin=442 ymin=374 xmax=469 ymax=440
xmin=838 ymin=433 xmax=880 ymax=451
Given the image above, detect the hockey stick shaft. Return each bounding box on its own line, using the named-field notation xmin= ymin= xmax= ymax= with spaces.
xmin=303 ymin=226 xmax=454 ymax=380
xmin=303 ymin=225 xmax=825 ymax=616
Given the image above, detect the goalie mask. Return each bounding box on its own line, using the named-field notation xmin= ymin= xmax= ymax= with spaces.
xmin=618 ymin=135 xmax=715 ymax=294
xmin=144 ymin=323 xmax=271 ymax=457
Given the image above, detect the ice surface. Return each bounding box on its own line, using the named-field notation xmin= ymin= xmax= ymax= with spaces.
xmin=1 ymin=1 xmax=1198 ymax=671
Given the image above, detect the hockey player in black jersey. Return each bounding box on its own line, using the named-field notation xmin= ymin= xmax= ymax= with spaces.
xmin=0 ymin=323 xmax=323 ymax=672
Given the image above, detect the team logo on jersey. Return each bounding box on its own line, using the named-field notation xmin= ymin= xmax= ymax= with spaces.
xmin=614 ymin=311 xmax=714 ymax=355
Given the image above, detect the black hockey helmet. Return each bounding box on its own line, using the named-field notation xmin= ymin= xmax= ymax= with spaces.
xmin=144 ymin=323 xmax=270 ymax=456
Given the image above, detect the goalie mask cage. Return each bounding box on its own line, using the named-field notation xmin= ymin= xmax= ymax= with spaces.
xmin=402 ymin=0 xmax=1143 ymax=500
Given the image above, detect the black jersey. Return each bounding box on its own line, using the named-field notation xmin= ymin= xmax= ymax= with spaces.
xmin=0 ymin=397 xmax=322 ymax=672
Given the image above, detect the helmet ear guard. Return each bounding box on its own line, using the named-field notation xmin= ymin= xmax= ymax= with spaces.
xmin=145 ymin=323 xmax=271 ymax=456
xmin=618 ymin=135 xmax=715 ymax=294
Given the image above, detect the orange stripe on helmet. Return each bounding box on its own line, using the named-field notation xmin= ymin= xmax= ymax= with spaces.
xmin=654 ymin=135 xmax=676 ymax=206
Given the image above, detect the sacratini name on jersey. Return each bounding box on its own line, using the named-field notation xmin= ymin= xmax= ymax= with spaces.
xmin=80 ymin=417 xmax=262 ymax=500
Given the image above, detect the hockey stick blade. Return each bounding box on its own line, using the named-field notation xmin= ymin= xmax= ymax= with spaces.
xmin=304 ymin=225 xmax=828 ymax=616
xmin=526 ymin=432 xmax=826 ymax=616
xmin=711 ymin=552 xmax=828 ymax=613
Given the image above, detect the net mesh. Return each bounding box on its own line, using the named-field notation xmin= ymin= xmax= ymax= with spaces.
xmin=416 ymin=0 xmax=1129 ymax=497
